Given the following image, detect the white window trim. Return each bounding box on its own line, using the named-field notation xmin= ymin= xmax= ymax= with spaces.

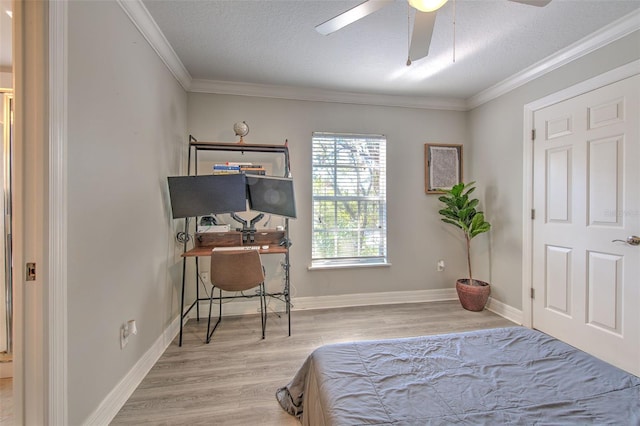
xmin=311 ymin=132 xmax=387 ymax=268
xmin=308 ymin=259 xmax=392 ymax=270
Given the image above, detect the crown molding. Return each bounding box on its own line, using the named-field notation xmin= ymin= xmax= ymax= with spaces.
xmin=467 ymin=9 xmax=640 ymax=109
xmin=117 ymin=0 xmax=464 ymax=109
xmin=120 ymin=0 xmax=638 ymax=111
xmin=117 ymin=0 xmax=192 ymax=90
xmin=190 ymin=78 xmax=468 ymax=111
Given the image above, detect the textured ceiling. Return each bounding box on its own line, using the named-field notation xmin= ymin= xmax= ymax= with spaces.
xmin=149 ymin=1 xmax=639 ymax=100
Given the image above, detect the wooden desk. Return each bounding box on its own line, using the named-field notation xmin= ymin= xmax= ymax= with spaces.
xmin=182 ymin=229 xmax=286 ymax=255
xmin=178 ymin=229 xmax=291 ymax=345
xmin=182 ymin=245 xmax=287 ymax=257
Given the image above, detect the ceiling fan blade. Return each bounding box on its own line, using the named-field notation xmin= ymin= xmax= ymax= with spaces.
xmin=409 ymin=11 xmax=437 ymax=61
xmin=508 ymin=0 xmax=552 ymax=7
xmin=315 ymin=0 xmax=394 ymax=35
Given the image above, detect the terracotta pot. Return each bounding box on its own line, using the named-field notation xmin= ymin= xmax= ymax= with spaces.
xmin=456 ymin=279 xmax=490 ymax=312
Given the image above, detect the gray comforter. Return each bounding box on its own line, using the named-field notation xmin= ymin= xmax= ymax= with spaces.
xmin=276 ymin=327 xmax=640 ymax=425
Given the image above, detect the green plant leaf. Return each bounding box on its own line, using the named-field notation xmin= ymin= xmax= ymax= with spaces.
xmin=450 ymin=182 xmax=464 ymax=197
xmin=441 ymin=218 xmax=463 ymax=229
xmin=469 ymin=213 xmax=491 ymax=238
xmin=459 ymin=207 xmax=474 ymax=221
xmin=439 ymin=210 xmax=459 ymax=220
xmin=463 ymin=186 xmax=476 ymax=197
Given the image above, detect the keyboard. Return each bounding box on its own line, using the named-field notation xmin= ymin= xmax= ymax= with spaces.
xmin=212 ymin=246 xmax=260 ymax=251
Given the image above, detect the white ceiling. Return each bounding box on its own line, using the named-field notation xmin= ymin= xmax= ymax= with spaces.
xmin=141 ymin=0 xmax=639 ymax=102
xmin=1 ymin=1 xmax=637 ymax=100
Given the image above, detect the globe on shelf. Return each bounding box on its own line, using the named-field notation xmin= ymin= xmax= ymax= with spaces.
xmin=233 ymin=121 xmax=249 ymax=144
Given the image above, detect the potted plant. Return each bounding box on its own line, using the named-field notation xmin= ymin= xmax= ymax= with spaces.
xmin=438 ymin=181 xmax=492 ymax=311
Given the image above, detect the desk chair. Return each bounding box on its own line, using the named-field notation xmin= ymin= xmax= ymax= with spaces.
xmin=206 ymin=249 xmax=267 ymax=343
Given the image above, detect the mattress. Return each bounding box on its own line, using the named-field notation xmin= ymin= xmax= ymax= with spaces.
xmin=276 ymin=327 xmax=640 ymax=425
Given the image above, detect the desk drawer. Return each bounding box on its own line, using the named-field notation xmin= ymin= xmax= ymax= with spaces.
xmin=253 ymin=230 xmax=285 ymax=245
xmin=195 ymin=232 xmax=242 ymax=247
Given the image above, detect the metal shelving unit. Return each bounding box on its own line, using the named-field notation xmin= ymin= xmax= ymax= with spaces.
xmin=178 ymin=135 xmax=292 ymax=346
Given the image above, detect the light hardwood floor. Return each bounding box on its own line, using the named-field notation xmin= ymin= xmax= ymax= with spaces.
xmin=112 ymin=301 xmax=515 ymax=425
xmin=0 ymin=377 xmax=12 ymax=425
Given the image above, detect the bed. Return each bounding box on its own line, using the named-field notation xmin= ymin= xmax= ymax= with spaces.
xmin=276 ymin=327 xmax=640 ymax=425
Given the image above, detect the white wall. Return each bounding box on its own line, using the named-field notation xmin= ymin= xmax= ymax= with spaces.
xmin=469 ymin=31 xmax=640 ymax=309
xmin=67 ymin=1 xmax=186 ymax=424
xmin=187 ymin=94 xmax=471 ymax=303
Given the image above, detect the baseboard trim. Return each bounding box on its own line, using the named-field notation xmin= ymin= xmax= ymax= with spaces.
xmin=192 ymin=288 xmax=459 ymax=318
xmin=485 ymin=297 xmax=523 ymax=325
xmin=89 ymin=290 xmax=520 ymax=424
xmin=293 ymin=288 xmax=458 ymax=311
xmin=193 ymin=289 xmax=526 ymax=319
xmin=83 ymin=314 xmax=184 ymax=425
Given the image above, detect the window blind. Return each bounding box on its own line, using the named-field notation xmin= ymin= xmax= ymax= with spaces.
xmin=312 ymin=132 xmax=387 ymax=266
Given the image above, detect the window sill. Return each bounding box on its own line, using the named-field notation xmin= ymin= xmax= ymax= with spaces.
xmin=308 ymin=260 xmax=392 ymax=271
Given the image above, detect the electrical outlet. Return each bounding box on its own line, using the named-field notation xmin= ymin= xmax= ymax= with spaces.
xmin=120 ymin=324 xmax=129 ymax=349
xmin=437 ymin=260 xmax=445 ymax=272
xmin=120 ymin=319 xmax=138 ymax=349
xmin=201 ymin=271 xmax=209 ymax=283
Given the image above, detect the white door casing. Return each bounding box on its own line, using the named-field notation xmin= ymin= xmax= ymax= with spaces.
xmin=12 ymin=0 xmax=68 ymax=423
xmin=531 ymin=74 xmax=639 ymax=375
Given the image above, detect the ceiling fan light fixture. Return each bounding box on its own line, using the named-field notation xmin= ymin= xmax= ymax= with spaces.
xmin=408 ymin=0 xmax=448 ymax=12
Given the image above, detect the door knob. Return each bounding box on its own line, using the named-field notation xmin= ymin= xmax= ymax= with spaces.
xmin=612 ymin=236 xmax=640 ymax=246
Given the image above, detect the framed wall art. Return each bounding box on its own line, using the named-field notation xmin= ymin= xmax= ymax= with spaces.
xmin=424 ymin=143 xmax=463 ymax=194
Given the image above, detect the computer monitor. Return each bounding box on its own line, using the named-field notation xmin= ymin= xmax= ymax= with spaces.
xmin=167 ymin=174 xmax=247 ymax=219
xmin=247 ymin=175 xmax=297 ymax=219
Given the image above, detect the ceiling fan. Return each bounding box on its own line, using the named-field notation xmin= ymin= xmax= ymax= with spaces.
xmin=315 ymin=0 xmax=552 ymax=65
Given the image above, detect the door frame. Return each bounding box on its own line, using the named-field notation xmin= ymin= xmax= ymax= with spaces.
xmin=48 ymin=0 xmax=69 ymax=423
xmin=521 ymin=59 xmax=640 ymax=328
xmin=12 ymin=0 xmax=68 ymax=424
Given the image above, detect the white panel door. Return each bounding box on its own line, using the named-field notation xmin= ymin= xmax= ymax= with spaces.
xmin=532 ymin=75 xmax=640 ymax=376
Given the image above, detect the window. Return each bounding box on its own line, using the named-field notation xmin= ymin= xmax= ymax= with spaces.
xmin=311 ymin=132 xmax=387 ymax=268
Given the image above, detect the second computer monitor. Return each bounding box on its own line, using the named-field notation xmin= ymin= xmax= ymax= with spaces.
xmin=247 ymin=175 xmax=296 ymax=219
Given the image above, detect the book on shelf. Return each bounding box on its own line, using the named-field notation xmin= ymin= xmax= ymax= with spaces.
xmin=242 ymin=169 xmax=266 ymax=175
xmin=212 ymin=164 xmax=240 ymax=175
xmin=240 ymin=164 xmax=266 ymax=175
xmin=213 ymin=162 xmax=267 ymax=175
xmin=212 ymin=163 xmax=266 ymax=175
xmin=213 ymin=164 xmax=241 ymax=170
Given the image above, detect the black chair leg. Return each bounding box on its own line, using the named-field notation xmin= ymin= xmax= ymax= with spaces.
xmin=206 ymin=286 xmax=222 ymax=343
xmin=208 ymin=284 xmax=267 ymax=342
xmin=206 ymin=288 xmax=214 ymax=343
xmin=260 ymin=283 xmax=266 ymax=339
xmin=219 ymin=287 xmax=223 ymax=321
